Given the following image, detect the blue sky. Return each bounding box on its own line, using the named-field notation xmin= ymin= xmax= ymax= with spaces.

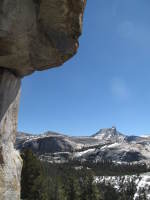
xmin=19 ymin=0 xmax=150 ymax=136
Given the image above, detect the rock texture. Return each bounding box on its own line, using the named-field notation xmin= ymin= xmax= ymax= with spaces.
xmin=0 ymin=0 xmax=86 ymax=77
xmin=0 ymin=69 xmax=22 ymax=200
xmin=0 ymin=0 xmax=86 ymax=199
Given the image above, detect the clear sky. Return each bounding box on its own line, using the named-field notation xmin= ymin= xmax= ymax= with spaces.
xmin=18 ymin=0 xmax=150 ymax=136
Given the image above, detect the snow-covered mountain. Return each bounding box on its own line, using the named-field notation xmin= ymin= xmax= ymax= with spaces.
xmin=16 ymin=127 xmax=150 ymax=199
xmin=16 ymin=127 xmax=150 ymax=164
xmin=92 ymin=126 xmax=125 ymax=142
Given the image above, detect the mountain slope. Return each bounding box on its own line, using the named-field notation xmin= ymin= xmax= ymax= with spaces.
xmin=16 ymin=127 xmax=150 ymax=163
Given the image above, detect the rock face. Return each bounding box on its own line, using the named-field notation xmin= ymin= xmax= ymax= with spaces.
xmin=0 ymin=0 xmax=86 ymax=199
xmin=0 ymin=0 xmax=86 ymax=77
xmin=0 ymin=69 xmax=22 ymax=200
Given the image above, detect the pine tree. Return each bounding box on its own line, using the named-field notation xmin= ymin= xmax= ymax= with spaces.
xmin=98 ymin=182 xmax=119 ymax=200
xmin=21 ymin=149 xmax=48 ymax=200
xmin=62 ymin=175 xmax=79 ymax=200
xmin=86 ymin=172 xmax=101 ymax=200
xmin=138 ymin=188 xmax=147 ymax=200
xmin=78 ymin=170 xmax=101 ymax=200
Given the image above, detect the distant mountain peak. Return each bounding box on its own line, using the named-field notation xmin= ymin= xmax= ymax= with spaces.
xmin=92 ymin=127 xmax=125 ymax=142
xmin=93 ymin=126 xmax=118 ymax=136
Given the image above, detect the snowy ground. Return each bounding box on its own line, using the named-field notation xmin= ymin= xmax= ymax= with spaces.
xmin=95 ymin=173 xmax=150 ymax=200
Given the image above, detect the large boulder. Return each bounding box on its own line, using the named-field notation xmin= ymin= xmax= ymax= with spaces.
xmin=0 ymin=0 xmax=86 ymax=77
xmin=0 ymin=0 xmax=86 ymax=199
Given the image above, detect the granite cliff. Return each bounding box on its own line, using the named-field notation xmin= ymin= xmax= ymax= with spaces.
xmin=0 ymin=0 xmax=86 ymax=199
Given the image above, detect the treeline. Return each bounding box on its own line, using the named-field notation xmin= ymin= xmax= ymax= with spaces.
xmin=21 ymin=149 xmax=149 ymax=200
xmin=80 ymin=160 xmax=148 ymax=176
xmin=59 ymin=159 xmax=149 ymax=176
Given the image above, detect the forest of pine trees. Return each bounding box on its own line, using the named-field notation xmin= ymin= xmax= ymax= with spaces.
xmin=21 ymin=149 xmax=149 ymax=200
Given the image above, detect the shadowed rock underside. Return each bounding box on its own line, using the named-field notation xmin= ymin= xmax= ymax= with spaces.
xmin=0 ymin=0 xmax=86 ymax=77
